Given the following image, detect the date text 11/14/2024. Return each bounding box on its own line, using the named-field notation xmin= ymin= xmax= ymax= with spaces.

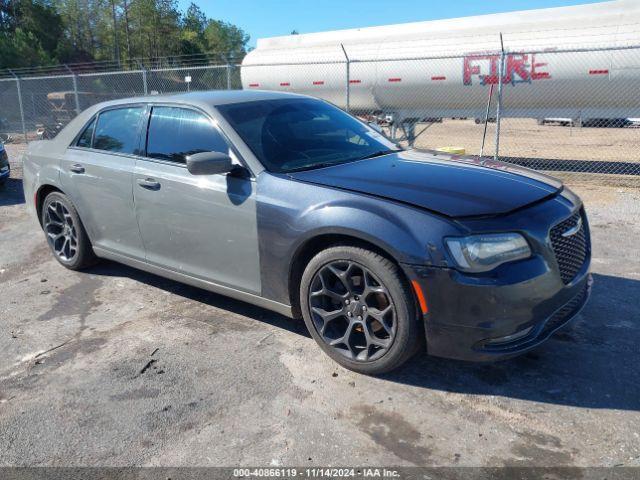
xmin=233 ymin=468 xmax=401 ymax=478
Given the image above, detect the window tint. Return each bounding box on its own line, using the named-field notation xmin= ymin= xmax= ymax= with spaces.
xmin=76 ymin=117 xmax=96 ymax=148
xmin=217 ymin=99 xmax=398 ymax=173
xmin=146 ymin=107 xmax=229 ymax=164
xmin=93 ymin=106 xmax=144 ymax=154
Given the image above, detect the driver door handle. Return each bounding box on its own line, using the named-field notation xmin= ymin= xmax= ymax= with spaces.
xmin=69 ymin=163 xmax=85 ymax=174
xmin=137 ymin=178 xmax=161 ymax=190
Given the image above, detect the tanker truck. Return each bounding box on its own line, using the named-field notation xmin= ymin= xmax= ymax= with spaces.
xmin=241 ymin=0 xmax=640 ymax=144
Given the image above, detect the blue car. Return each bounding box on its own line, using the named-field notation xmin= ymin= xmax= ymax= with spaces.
xmin=22 ymin=91 xmax=591 ymax=374
xmin=0 ymin=142 xmax=9 ymax=185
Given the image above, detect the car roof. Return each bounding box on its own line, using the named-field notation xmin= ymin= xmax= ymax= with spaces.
xmin=94 ymin=89 xmax=311 ymax=111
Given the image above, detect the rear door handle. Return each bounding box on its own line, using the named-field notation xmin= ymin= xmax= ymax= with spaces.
xmin=137 ymin=178 xmax=161 ymax=190
xmin=69 ymin=164 xmax=85 ymax=174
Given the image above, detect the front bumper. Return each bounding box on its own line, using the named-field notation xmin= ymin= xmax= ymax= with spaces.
xmin=403 ymin=259 xmax=592 ymax=362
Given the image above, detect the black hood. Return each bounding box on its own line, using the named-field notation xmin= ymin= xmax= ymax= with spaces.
xmin=288 ymin=150 xmax=562 ymax=217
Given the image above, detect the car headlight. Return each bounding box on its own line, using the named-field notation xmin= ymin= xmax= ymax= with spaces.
xmin=444 ymin=233 xmax=531 ymax=272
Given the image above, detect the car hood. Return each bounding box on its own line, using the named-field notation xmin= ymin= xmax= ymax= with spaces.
xmin=287 ymin=150 xmax=563 ymax=217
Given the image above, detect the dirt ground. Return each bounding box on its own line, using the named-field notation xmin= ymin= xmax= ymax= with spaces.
xmin=0 ymin=144 xmax=639 ymax=467
xmin=414 ymin=118 xmax=640 ymax=164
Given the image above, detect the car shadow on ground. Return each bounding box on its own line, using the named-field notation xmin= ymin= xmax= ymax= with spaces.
xmin=89 ymin=261 xmax=310 ymax=338
xmin=381 ymin=272 xmax=640 ymax=411
xmin=0 ymin=177 xmax=25 ymax=206
xmin=91 ymin=260 xmax=640 ymax=412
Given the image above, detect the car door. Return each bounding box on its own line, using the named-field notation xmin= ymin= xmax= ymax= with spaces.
xmin=60 ymin=105 xmax=146 ymax=260
xmin=133 ymin=105 xmax=261 ymax=294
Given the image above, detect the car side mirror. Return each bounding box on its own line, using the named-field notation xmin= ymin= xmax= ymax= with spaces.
xmin=186 ymin=151 xmax=234 ymax=175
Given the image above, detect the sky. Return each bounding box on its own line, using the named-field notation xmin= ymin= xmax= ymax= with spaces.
xmin=180 ymin=0 xmax=608 ymax=47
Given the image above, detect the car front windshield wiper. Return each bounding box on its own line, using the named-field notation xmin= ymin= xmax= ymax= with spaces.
xmin=355 ymin=149 xmax=399 ymax=161
xmin=286 ymin=161 xmax=347 ymax=173
xmin=285 ymin=149 xmax=401 ymax=173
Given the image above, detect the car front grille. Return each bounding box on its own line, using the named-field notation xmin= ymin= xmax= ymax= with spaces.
xmin=549 ymin=210 xmax=589 ymax=285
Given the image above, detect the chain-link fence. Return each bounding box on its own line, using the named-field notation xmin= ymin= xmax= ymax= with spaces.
xmin=1 ymin=44 xmax=639 ymax=186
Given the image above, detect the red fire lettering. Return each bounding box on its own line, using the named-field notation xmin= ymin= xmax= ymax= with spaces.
xmin=505 ymin=54 xmax=530 ymax=84
xmin=463 ymin=53 xmax=551 ymax=85
xmin=464 ymin=55 xmax=501 ymax=85
xmin=483 ymin=55 xmax=500 ymax=85
xmin=463 ymin=56 xmax=481 ymax=85
xmin=531 ymin=54 xmax=551 ymax=80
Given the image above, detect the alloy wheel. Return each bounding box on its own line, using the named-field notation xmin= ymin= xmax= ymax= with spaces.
xmin=44 ymin=200 xmax=78 ymax=262
xmin=308 ymin=260 xmax=397 ymax=362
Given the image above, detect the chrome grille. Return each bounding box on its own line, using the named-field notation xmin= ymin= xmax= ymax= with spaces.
xmin=549 ymin=210 xmax=588 ymax=285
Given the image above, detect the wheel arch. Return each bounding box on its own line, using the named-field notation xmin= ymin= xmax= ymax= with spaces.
xmin=35 ymin=184 xmax=64 ymax=226
xmin=288 ymin=232 xmax=410 ymax=319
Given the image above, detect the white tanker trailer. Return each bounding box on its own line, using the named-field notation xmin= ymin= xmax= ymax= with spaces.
xmin=241 ymin=0 xmax=640 ymax=140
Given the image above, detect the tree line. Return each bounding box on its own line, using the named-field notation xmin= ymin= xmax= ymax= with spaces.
xmin=0 ymin=0 xmax=250 ymax=70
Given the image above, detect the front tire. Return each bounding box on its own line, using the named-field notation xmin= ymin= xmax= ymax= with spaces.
xmin=41 ymin=192 xmax=97 ymax=270
xmin=300 ymin=246 xmax=423 ymax=375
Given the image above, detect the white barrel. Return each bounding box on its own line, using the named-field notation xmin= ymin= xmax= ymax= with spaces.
xmin=241 ymin=0 xmax=640 ymax=120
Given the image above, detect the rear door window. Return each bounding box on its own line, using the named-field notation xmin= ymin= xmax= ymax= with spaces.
xmin=93 ymin=106 xmax=145 ymax=154
xmin=146 ymin=106 xmax=229 ymax=164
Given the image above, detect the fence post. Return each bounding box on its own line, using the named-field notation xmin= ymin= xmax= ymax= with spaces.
xmin=136 ymin=60 xmax=148 ymax=95
xmin=8 ymin=69 xmax=27 ymax=144
xmin=340 ymin=44 xmax=350 ymax=112
xmin=494 ymin=34 xmax=505 ymax=161
xmin=226 ymin=61 xmax=232 ymax=90
xmin=142 ymin=68 xmax=148 ymax=95
xmin=65 ymin=64 xmax=81 ymax=115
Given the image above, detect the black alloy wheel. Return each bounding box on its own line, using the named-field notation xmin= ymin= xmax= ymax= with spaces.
xmin=300 ymin=246 xmax=423 ymax=375
xmin=309 ymin=260 xmax=396 ymax=362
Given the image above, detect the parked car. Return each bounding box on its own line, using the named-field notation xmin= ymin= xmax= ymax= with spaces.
xmin=537 ymin=117 xmax=632 ymax=128
xmin=22 ymin=91 xmax=592 ymax=374
xmin=0 ymin=142 xmax=9 ymax=185
xmin=475 ymin=117 xmax=496 ymax=124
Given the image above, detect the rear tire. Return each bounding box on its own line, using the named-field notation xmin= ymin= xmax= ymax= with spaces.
xmin=41 ymin=191 xmax=97 ymax=270
xmin=300 ymin=246 xmax=423 ymax=375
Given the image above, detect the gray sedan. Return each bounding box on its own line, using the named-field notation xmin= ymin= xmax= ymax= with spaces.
xmin=23 ymin=91 xmax=591 ymax=374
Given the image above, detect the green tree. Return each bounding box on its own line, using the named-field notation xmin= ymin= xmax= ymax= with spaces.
xmin=0 ymin=0 xmax=251 ymax=69
xmin=204 ymin=19 xmax=249 ymax=61
xmin=19 ymin=0 xmax=64 ymax=55
xmin=183 ymin=2 xmax=206 ymax=34
xmin=0 ymin=27 xmax=53 ymax=68
xmin=0 ymin=0 xmax=61 ymax=69
xmin=180 ymin=2 xmax=207 ymax=55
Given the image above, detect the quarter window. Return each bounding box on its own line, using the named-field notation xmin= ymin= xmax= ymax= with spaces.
xmin=146 ymin=106 xmax=229 ymax=164
xmin=93 ymin=106 xmax=145 ymax=154
xmin=76 ymin=117 xmax=96 ymax=148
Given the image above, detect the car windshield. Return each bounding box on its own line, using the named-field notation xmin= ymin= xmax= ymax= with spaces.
xmin=217 ymin=98 xmax=400 ymax=173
